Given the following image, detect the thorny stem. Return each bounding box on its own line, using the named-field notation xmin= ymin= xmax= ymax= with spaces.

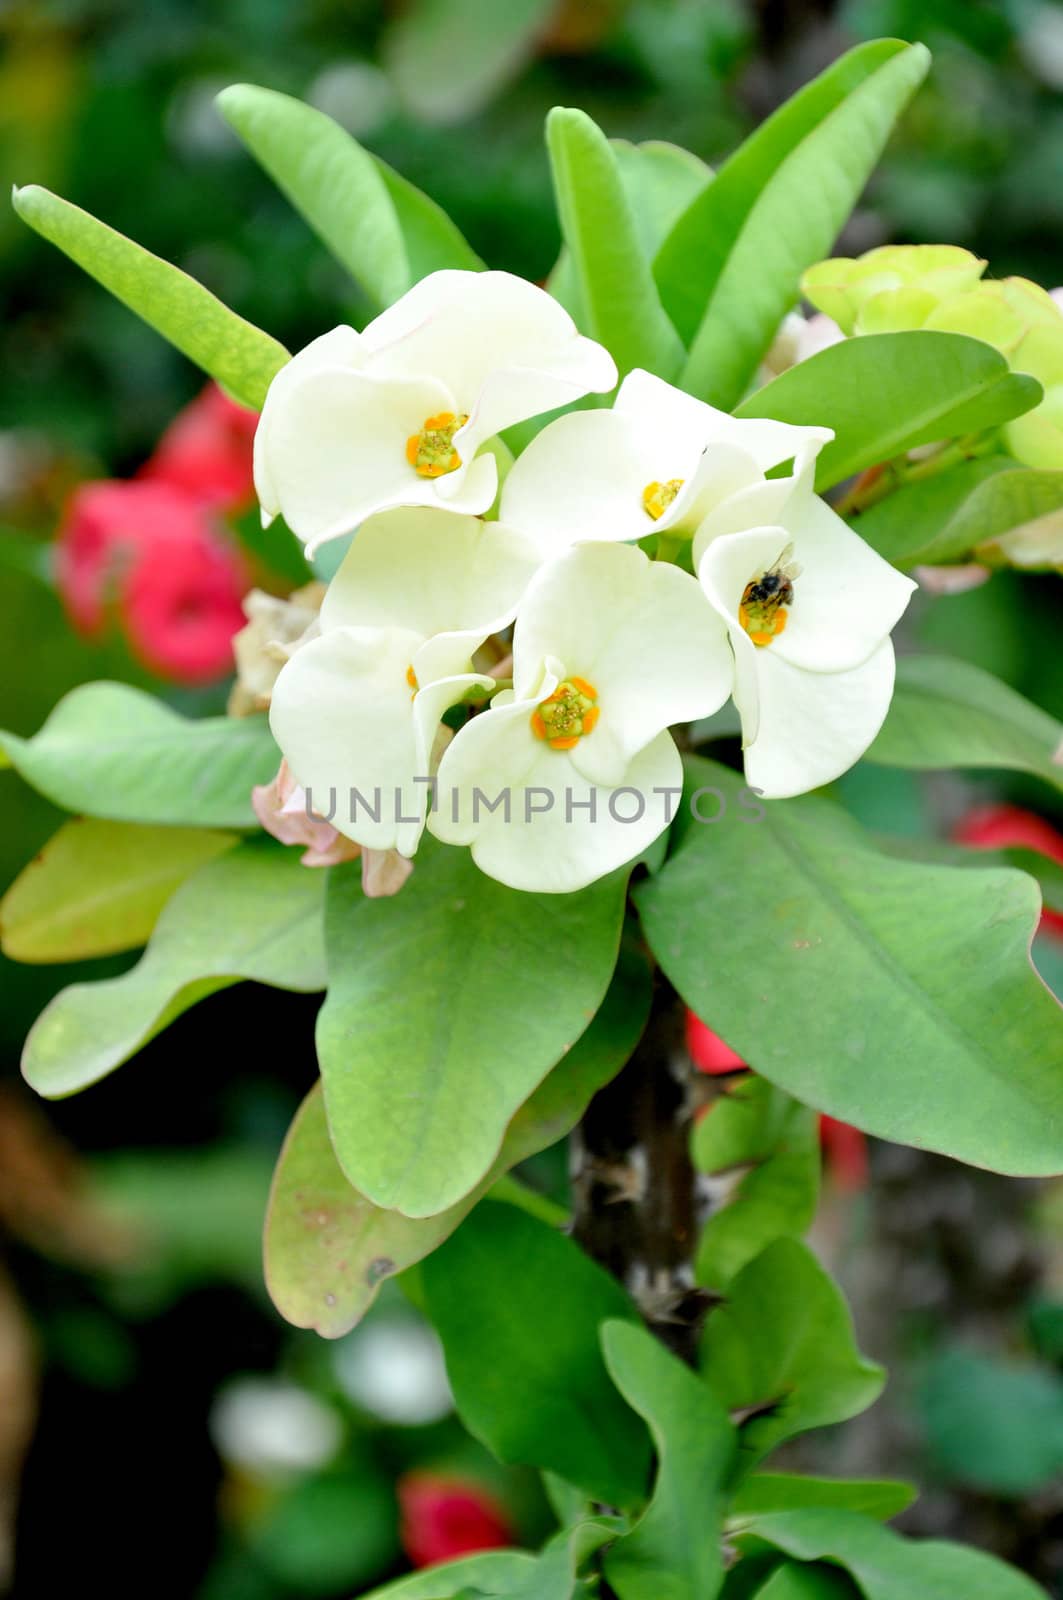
xmin=832 ymin=432 xmax=996 ymax=520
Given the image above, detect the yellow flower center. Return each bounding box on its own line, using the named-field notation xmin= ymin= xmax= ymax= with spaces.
xmin=405 ymin=411 xmax=468 ymax=478
xmin=739 ymin=546 xmax=799 ymax=648
xmin=530 ymin=676 xmax=600 ymax=751
xmin=642 ymin=478 xmax=684 ymax=521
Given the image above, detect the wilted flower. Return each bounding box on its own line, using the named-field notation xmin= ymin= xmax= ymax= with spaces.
xmin=254 ymin=270 xmax=618 ymax=554
xmin=229 ymin=582 xmax=325 ymax=714
xmin=252 ymin=759 xmax=411 ymax=896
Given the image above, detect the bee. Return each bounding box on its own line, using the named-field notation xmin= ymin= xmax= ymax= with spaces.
xmin=739 ymin=542 xmax=801 ymax=646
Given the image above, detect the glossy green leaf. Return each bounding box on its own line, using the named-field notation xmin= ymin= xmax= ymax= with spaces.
xmin=317 ymin=838 xmax=627 ymax=1217
xmin=739 ymin=1509 xmax=1048 ymax=1600
xmin=737 ymin=334 xmax=1041 ymax=491
xmin=546 ymin=107 xmax=682 ymax=382
xmin=601 ymin=1320 xmax=735 ymax=1600
xmin=0 ymin=819 xmax=235 ymax=962
xmin=361 ymin=1550 xmax=539 ymax=1599
xmin=505 ymin=1517 xmax=626 ymax=1600
xmin=636 ymin=757 xmax=1063 ymax=1176
xmin=656 ymin=41 xmax=929 ymax=407
xmin=22 ymin=839 xmax=326 ymax=1097
xmin=693 ymin=1078 xmax=819 ymax=1291
xmin=12 ymin=185 xmax=288 ymax=409
xmin=421 ymin=1202 xmax=651 ymax=1509
xmin=385 ymin=0 xmax=557 ymax=125
xmin=265 ymin=949 xmax=651 ymax=1336
xmin=753 ymin=1567 xmax=858 ymax=1600
xmin=216 ymin=85 xmax=481 ymax=311
xmin=730 ymin=1476 xmax=915 ymax=1525
xmin=0 ymin=683 xmax=279 ymax=828
xmin=701 ymin=1239 xmax=884 ymax=1469
xmin=867 ymin=654 xmax=1063 ymax=794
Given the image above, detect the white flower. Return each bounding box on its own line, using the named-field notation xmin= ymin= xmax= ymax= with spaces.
xmin=499 ymin=367 xmax=832 ymax=557
xmin=430 ymin=541 xmax=733 ymax=893
xmin=253 ymin=270 xmax=618 ymax=553
xmin=269 ymin=507 xmax=540 ymax=856
xmin=693 ymin=460 xmax=917 ymax=798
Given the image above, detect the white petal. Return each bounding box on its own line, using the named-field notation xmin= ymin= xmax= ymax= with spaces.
xmin=254 ymin=326 xmax=366 ymax=521
xmin=269 ymin=624 xmax=476 ymax=854
xmin=692 ymin=452 xmax=815 ymax=565
xmin=432 ymin=701 xmax=682 ymax=893
xmin=513 ymin=542 xmax=733 ymax=787
xmin=363 ymin=270 xmax=616 ymax=430
xmin=742 ymin=640 xmax=897 ymax=799
xmin=704 ymin=414 xmax=833 ymax=475
xmin=322 ymin=509 xmax=541 ymax=645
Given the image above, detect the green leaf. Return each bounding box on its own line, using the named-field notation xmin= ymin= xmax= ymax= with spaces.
xmin=265 ymin=948 xmax=651 ymax=1336
xmin=918 ymin=1347 xmax=1063 ymax=1498
xmin=736 ymin=334 xmax=1041 ymax=491
xmin=360 ymin=1550 xmax=540 ymax=1599
xmin=317 ymin=837 xmax=627 ymax=1217
xmin=22 ymin=838 xmax=325 ymax=1097
xmin=730 ymin=1475 xmax=915 ymax=1525
xmin=216 ymin=85 xmax=481 ymax=312
xmin=655 ymin=41 xmax=930 ymax=407
xmin=421 ymin=1202 xmax=651 ymax=1510
xmin=636 ymin=757 xmax=1063 ymax=1177
xmin=739 ymin=1509 xmax=1049 ymax=1600
xmin=12 ymin=185 xmax=288 ymax=410
xmin=546 ymin=107 xmax=682 ymax=382
xmin=0 ymin=819 xmax=235 ymax=962
xmin=0 ymin=683 xmax=279 ymax=828
xmin=505 ymin=1518 xmax=626 ymax=1600
xmin=866 ymin=654 xmax=1063 ymax=794
xmin=701 ymin=1239 xmax=884 ymax=1470
xmin=848 ymin=456 xmax=1058 ymax=568
xmin=601 ymin=1320 xmax=735 ymax=1600
xmin=385 ymin=0 xmax=557 ymax=125
xmin=753 ymin=1567 xmax=858 ymax=1600
xmin=693 ymin=1078 xmax=820 ymax=1292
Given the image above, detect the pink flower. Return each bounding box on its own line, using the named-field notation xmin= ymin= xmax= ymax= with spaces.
xmin=397 ymin=1472 xmax=512 ymax=1569
xmin=819 ymin=1114 xmax=869 ymax=1192
xmin=56 ymin=478 xmax=249 ymax=685
xmin=954 ymin=803 xmax=1063 ymax=938
xmin=252 ymin=761 xmax=413 ymax=895
xmin=140 ymin=383 xmax=258 ymax=510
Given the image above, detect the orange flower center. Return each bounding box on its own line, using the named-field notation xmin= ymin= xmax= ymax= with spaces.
xmin=405 ymin=411 xmax=468 ymax=478
xmin=530 ymin=676 xmax=600 ymax=751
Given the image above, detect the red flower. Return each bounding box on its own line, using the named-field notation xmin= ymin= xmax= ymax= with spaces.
xmin=684 ymin=1009 xmax=747 ymax=1076
xmin=56 ymin=478 xmax=248 ymax=685
xmin=140 ymin=383 xmax=258 ymax=511
xmin=819 ymin=1114 xmax=869 ymax=1193
xmin=397 ymin=1473 xmax=512 ymax=1569
xmin=954 ymin=803 xmax=1063 ymax=938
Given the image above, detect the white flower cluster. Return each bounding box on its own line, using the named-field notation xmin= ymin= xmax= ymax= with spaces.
xmin=257 ymin=271 xmax=915 ymax=894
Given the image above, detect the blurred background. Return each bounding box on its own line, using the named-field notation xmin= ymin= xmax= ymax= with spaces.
xmin=1 ymin=0 xmax=1063 ymax=1595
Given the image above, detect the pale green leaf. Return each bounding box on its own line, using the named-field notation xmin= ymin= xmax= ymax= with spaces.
xmin=0 ymin=683 xmax=279 ymax=828
xmin=546 ymin=107 xmax=682 ymax=382
xmin=700 ymin=1239 xmax=885 ymax=1469
xmin=0 ymin=819 xmax=235 ymax=963
xmin=317 ymin=838 xmax=627 ymax=1218
xmin=601 ymin=1320 xmax=735 ymax=1600
xmin=385 ymin=0 xmax=557 ymax=125
xmin=421 ymin=1202 xmax=651 ymax=1510
xmin=216 ymin=85 xmax=481 ymax=311
xmin=866 ymin=654 xmax=1063 ymax=794
xmin=737 ymin=334 xmax=1040 ymax=491
xmin=265 ymin=948 xmax=651 ymax=1336
xmin=22 ymin=839 xmax=325 ymax=1097
xmin=635 ymin=757 xmax=1063 ymax=1176
xmin=656 ymin=41 xmax=930 ymax=407
xmin=12 ymin=185 xmax=288 ymax=409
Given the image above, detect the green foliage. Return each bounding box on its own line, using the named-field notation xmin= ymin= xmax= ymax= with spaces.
xmin=11 ymin=184 xmax=289 ymax=409
xmin=636 ymin=757 xmax=1063 ymax=1176
xmin=361 ymin=1550 xmax=540 ymax=1599
xmin=0 ymin=818 xmax=235 ymax=962
xmin=265 ymin=948 xmax=651 ymax=1335
xmin=317 ymin=839 xmax=627 ymax=1217
xmin=693 ymin=1078 xmax=820 ymax=1291
xmin=752 ymin=1567 xmax=859 ymax=1600
xmin=730 ymin=1476 xmax=915 ymax=1523
xmin=546 ymin=107 xmax=683 ymax=381
xmin=22 ymin=839 xmax=326 ymax=1097
xmin=655 ymin=40 xmax=930 ymax=407
xmin=918 ymin=1347 xmax=1063 ymax=1497
xmin=701 ymin=1239 xmax=884 ymax=1471
xmin=0 ymin=683 xmax=279 ymax=828
xmin=738 ymin=334 xmax=1040 ymax=490
xmin=421 ymin=1202 xmax=652 ymax=1509
xmin=867 ymin=653 xmax=1063 ymax=793
xmin=735 ymin=1508 xmax=1049 ymax=1599
xmin=601 ymin=1320 xmax=735 ymax=1600
xmin=217 ymin=85 xmax=482 ymax=313
xmin=384 ymin=0 xmax=559 ymax=126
